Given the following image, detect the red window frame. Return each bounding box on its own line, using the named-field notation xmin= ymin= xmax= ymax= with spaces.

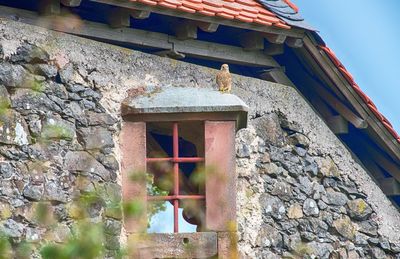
xmin=146 ymin=122 xmax=205 ymax=233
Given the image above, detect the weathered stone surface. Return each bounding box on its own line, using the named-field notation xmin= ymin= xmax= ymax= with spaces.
xmin=0 ymin=63 xmax=34 ymax=87
xmin=0 ymin=84 xmax=10 ymax=107
xmin=104 ymin=218 xmax=122 ymax=235
xmin=25 ymin=63 xmax=58 ymax=78
xmin=288 ymin=133 xmax=310 ymax=148
xmin=347 ymin=199 xmax=373 ymax=220
xmin=0 ymin=219 xmax=25 ymax=238
xmin=0 ymin=109 xmax=30 ymax=145
xmin=271 ymin=182 xmax=292 ymax=201
xmin=85 ymin=111 xmax=116 ymax=126
xmin=261 ymin=194 xmax=286 ymax=220
xmin=23 ymin=184 xmax=44 ymax=201
xmin=256 ymin=224 xmax=282 ymax=248
xmin=253 ymin=113 xmax=285 ymax=146
xmin=44 ymin=181 xmax=68 ymax=203
xmin=315 ymin=156 xmax=340 ymax=178
xmin=0 ymin=202 xmax=12 ymax=219
xmin=236 ymin=143 xmax=250 ymax=158
xmin=303 ymin=198 xmax=319 ymax=217
xmin=287 ymin=204 xmax=303 ymax=219
xmin=10 ymin=42 xmax=49 ymax=63
xmin=11 ymin=88 xmax=61 ymax=113
xmin=41 ymin=115 xmax=75 ymax=141
xmin=77 ymin=127 xmax=114 ymax=150
xmin=64 ymin=151 xmax=111 ymax=181
xmin=333 ymin=216 xmax=357 ymax=240
xmin=323 ymin=188 xmax=348 ymax=207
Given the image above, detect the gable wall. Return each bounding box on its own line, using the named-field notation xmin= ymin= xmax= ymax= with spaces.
xmin=1 ymin=19 xmax=400 ymax=258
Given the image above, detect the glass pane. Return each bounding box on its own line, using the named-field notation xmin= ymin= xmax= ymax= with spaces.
xmin=146 ymin=162 xmax=173 ymax=196
xmin=179 ymin=163 xmax=205 ymax=195
xmin=147 ymin=201 xmax=173 ymax=233
xmin=178 ymin=121 xmax=204 ymax=158
xmin=147 ymin=201 xmax=198 ymax=233
xmin=147 ymin=122 xmax=173 ymax=158
xmin=180 ymin=199 xmax=205 ymax=233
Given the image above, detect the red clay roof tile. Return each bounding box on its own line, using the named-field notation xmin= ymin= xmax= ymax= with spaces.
xmin=127 ymin=0 xmax=291 ymax=29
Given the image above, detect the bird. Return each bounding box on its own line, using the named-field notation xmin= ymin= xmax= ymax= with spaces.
xmin=216 ymin=64 xmax=232 ymax=93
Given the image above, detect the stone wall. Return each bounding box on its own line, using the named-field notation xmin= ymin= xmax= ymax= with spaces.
xmin=1 ymin=19 xmax=400 ymax=258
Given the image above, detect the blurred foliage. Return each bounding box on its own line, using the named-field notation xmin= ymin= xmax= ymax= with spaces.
xmin=40 ymin=222 xmax=104 ymax=259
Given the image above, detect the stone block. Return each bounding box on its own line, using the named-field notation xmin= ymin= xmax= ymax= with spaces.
xmin=0 ymin=109 xmax=30 ymax=145
xmin=64 ymin=151 xmax=111 ymax=181
xmin=77 ymin=127 xmax=114 ymax=150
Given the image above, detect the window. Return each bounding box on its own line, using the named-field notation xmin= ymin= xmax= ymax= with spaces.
xmin=119 ymin=86 xmax=248 ymax=258
xmin=146 ymin=121 xmax=205 ymax=233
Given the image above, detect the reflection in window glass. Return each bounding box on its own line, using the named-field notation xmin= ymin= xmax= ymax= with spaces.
xmin=147 ymin=202 xmax=197 ymax=233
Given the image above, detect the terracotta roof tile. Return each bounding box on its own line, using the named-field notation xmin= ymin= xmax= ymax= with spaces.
xmin=127 ymin=0 xmax=291 ymax=29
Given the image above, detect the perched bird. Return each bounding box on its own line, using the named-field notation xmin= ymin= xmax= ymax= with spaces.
xmin=216 ymin=64 xmax=232 ymax=93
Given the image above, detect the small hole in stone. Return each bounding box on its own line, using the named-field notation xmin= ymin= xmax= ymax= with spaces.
xmin=183 ymin=237 xmax=189 ymax=244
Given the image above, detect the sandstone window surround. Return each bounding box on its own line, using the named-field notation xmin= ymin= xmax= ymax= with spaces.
xmin=120 ymin=87 xmax=248 ymax=258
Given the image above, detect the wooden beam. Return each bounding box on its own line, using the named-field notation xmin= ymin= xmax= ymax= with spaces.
xmin=154 ymin=50 xmax=185 ymax=59
xmin=286 ymin=37 xmax=304 ymax=48
xmin=60 ymin=0 xmax=81 ymax=7
xmin=170 ymin=38 xmax=279 ymax=67
xmin=38 ymin=0 xmax=60 ymax=15
xmin=361 ymin=142 xmax=400 ymax=182
xmin=196 ymin=22 xmax=219 ymax=33
xmin=259 ymin=68 xmax=295 ymax=87
xmin=327 ymin=115 xmax=348 ymax=134
xmin=379 ymin=178 xmax=400 ymax=196
xmin=175 ymin=20 xmax=197 ymax=40
xmin=311 ymin=78 xmax=368 ymax=129
xmin=90 ymin=0 xmax=305 ymax=38
xmin=108 ymin=7 xmax=131 ymax=28
xmin=264 ymin=32 xmax=286 ymax=44
xmin=264 ymin=43 xmax=284 ymax=56
xmin=0 ymin=6 xmax=279 ymax=68
xmin=240 ymin=32 xmax=264 ymax=50
xmin=308 ymin=93 xmax=335 ymax=119
xmin=302 ymin=34 xmax=400 ymax=161
xmin=130 ymin=9 xmax=150 ymax=19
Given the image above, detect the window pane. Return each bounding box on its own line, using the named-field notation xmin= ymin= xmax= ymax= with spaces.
xmin=147 ymin=201 xmax=198 ymax=233
xmin=146 ymin=162 xmax=173 ymax=196
xmin=180 ymin=199 xmax=205 ymax=232
xmin=179 ymin=163 xmax=205 ymax=195
xmin=147 ymin=122 xmax=173 ymax=158
xmin=147 ymin=201 xmax=173 ymax=233
xmin=177 ymin=121 xmax=204 ymax=158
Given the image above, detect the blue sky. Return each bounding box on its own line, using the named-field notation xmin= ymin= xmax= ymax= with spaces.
xmin=295 ymin=0 xmax=400 ymax=133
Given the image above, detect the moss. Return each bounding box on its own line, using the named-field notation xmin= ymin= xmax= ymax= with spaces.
xmin=357 ymin=199 xmax=367 ymax=214
xmin=293 ymin=242 xmax=314 ymax=256
xmin=41 ymin=124 xmax=74 ymax=141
